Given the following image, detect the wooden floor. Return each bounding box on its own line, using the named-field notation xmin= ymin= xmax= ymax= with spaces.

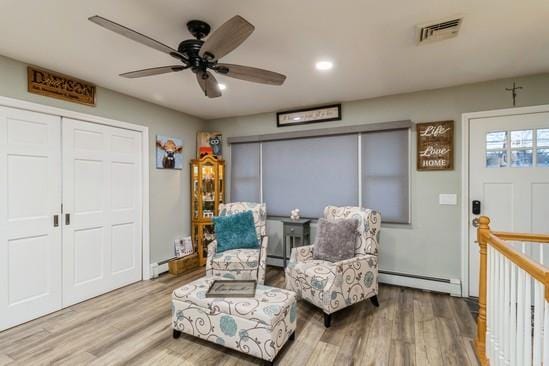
xmin=0 ymin=267 xmax=479 ymax=366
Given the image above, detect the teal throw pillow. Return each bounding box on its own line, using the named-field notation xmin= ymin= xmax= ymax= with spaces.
xmin=213 ymin=210 xmax=259 ymax=253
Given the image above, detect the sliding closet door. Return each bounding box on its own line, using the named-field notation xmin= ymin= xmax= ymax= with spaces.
xmin=62 ymin=118 xmax=142 ymax=306
xmin=0 ymin=107 xmax=62 ymax=331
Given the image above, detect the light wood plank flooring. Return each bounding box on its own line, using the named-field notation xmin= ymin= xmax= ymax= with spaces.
xmin=0 ymin=267 xmax=479 ymax=365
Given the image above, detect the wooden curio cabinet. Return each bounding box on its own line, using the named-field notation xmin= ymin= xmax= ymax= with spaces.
xmin=190 ymin=156 xmax=225 ymax=266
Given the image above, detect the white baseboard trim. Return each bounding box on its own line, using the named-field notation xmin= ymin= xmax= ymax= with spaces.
xmin=378 ymin=273 xmax=462 ymax=297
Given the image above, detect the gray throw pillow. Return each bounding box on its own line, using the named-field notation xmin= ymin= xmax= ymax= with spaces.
xmin=312 ymin=218 xmax=358 ymax=263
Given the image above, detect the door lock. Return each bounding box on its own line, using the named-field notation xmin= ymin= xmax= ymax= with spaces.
xmin=53 ymin=215 xmax=59 ymax=227
xmin=472 ymin=217 xmax=480 ymax=228
xmin=65 ymin=213 xmax=70 ymax=225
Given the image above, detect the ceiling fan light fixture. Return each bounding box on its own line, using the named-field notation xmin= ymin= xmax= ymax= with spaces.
xmin=218 ymin=83 xmax=227 ymax=91
xmin=315 ymin=60 xmax=333 ymax=71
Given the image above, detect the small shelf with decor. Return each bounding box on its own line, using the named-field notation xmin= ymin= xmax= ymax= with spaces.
xmin=191 ymin=155 xmax=225 ymax=266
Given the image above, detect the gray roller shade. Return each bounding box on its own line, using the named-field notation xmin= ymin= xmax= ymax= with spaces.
xmin=262 ymin=134 xmax=359 ymax=218
xmin=230 ymin=142 xmax=260 ymax=202
xmin=361 ymin=129 xmax=409 ymax=223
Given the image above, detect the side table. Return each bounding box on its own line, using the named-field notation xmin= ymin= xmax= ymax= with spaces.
xmin=281 ymin=218 xmax=311 ymax=267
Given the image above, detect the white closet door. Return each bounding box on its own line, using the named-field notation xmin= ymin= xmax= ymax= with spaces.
xmin=62 ymin=118 xmax=142 ymax=306
xmin=0 ymin=107 xmax=62 ymax=331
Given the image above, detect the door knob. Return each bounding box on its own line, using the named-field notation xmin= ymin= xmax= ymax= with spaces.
xmin=472 ymin=218 xmax=479 ymax=228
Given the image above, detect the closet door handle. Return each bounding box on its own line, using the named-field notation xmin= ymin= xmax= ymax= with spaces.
xmin=53 ymin=215 xmax=59 ymax=227
xmin=65 ymin=213 xmax=71 ymax=226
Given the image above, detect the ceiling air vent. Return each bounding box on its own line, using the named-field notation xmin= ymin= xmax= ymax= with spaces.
xmin=417 ymin=17 xmax=463 ymax=44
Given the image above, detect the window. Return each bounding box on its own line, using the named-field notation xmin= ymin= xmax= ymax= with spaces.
xmin=510 ymin=130 xmax=532 ymax=167
xmin=485 ymin=131 xmax=508 ymax=168
xmin=362 ymin=129 xmax=409 ymax=223
xmin=537 ymin=129 xmax=549 ymax=167
xmin=230 ymin=142 xmax=260 ymax=202
xmin=229 ymin=124 xmax=411 ymax=223
xmin=262 ymin=135 xmax=358 ymax=218
xmin=486 ymin=128 xmax=549 ymax=168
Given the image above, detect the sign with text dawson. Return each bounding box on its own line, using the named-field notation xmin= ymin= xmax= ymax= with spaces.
xmin=417 ymin=120 xmax=454 ymax=171
xmin=27 ymin=66 xmax=96 ymax=106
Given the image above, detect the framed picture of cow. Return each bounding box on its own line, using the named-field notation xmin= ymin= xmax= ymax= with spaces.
xmin=156 ymin=136 xmax=183 ymax=169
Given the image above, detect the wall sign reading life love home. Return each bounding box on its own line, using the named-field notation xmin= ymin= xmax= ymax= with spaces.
xmin=417 ymin=120 xmax=454 ymax=171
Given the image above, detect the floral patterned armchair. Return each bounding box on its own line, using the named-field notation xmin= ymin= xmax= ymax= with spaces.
xmin=206 ymin=202 xmax=268 ymax=284
xmin=285 ymin=206 xmax=381 ymax=327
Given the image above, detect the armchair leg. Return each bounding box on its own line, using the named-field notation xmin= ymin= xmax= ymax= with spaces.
xmin=370 ymin=295 xmax=380 ymax=307
xmin=324 ymin=313 xmax=332 ymax=328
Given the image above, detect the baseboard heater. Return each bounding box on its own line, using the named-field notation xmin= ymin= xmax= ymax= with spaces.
xmin=378 ymin=270 xmax=461 ymax=297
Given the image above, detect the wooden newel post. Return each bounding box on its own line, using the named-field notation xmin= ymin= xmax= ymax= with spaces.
xmin=475 ymin=216 xmax=490 ymax=366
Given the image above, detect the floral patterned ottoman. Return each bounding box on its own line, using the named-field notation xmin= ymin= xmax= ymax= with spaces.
xmin=171 ymin=277 xmax=297 ymax=364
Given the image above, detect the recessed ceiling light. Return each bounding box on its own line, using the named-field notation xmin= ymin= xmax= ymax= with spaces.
xmin=218 ymin=83 xmax=227 ymax=91
xmin=315 ymin=61 xmax=333 ymax=71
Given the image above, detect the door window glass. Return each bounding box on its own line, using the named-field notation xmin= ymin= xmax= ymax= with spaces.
xmin=511 ymin=149 xmax=533 ymax=167
xmin=486 ymin=131 xmax=508 ymax=168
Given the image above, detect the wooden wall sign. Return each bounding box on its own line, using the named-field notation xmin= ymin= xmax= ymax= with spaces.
xmin=27 ymin=66 xmax=96 ymax=106
xmin=417 ymin=120 xmax=454 ymax=171
xmin=277 ymin=104 xmax=341 ymax=127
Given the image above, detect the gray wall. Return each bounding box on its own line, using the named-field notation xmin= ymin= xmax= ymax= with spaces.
xmin=207 ymin=73 xmax=549 ymax=280
xmin=0 ymin=55 xmax=204 ymax=264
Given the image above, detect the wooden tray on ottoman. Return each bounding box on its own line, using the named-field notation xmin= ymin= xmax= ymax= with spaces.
xmin=206 ymin=280 xmax=257 ymax=298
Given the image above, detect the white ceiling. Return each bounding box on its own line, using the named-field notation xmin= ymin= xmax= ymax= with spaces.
xmin=1 ymin=0 xmax=548 ymax=119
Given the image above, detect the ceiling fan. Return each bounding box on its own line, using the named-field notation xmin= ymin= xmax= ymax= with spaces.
xmin=88 ymin=15 xmax=286 ymax=98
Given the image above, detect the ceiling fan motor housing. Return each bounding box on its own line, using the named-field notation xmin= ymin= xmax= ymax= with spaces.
xmin=178 ymin=39 xmax=207 ymax=72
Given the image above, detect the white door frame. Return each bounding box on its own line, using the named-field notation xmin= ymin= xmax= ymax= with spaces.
xmin=460 ymin=103 xmax=549 ymax=297
xmin=0 ymin=96 xmax=151 ymax=280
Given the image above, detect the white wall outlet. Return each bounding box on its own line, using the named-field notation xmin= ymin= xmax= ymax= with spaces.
xmin=439 ymin=193 xmax=457 ymax=205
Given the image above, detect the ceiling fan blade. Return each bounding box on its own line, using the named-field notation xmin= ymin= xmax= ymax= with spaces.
xmin=215 ymin=63 xmax=286 ymax=85
xmin=120 ymin=65 xmax=188 ymax=78
xmin=196 ymin=71 xmax=222 ymax=98
xmin=89 ymin=15 xmax=187 ymax=62
xmin=199 ymin=15 xmax=255 ymax=61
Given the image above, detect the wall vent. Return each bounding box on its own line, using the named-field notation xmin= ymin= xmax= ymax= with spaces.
xmin=417 ymin=17 xmax=463 ymax=44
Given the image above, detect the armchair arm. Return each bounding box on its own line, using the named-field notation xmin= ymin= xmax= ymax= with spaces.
xmin=257 ymin=236 xmax=268 ymax=284
xmin=334 ymin=254 xmax=377 ymax=274
xmin=288 ymin=245 xmax=314 ymax=266
xmin=205 ymin=240 xmax=218 ymax=274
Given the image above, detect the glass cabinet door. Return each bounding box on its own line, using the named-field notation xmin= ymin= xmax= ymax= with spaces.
xmin=192 ymin=164 xmax=199 ymax=220
xmin=218 ymin=163 xmax=224 ymax=208
xmin=201 ymin=162 xmax=215 ymax=219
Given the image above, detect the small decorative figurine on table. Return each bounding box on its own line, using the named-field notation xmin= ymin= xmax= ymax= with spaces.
xmin=290 ymin=208 xmax=300 ymax=220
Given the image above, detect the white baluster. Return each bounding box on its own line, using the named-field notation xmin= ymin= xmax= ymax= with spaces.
xmin=517 ymin=266 xmax=525 ymax=364
xmin=523 ymin=270 xmax=532 ymax=366
xmin=543 ymin=301 xmax=549 ymax=365
xmin=532 ymin=281 xmax=543 ymax=366
xmin=487 ymin=245 xmax=493 ymax=361
xmin=494 ymin=250 xmax=501 ymax=364
xmin=503 ymin=257 xmax=510 ymax=365
xmin=509 ymin=262 xmax=517 ymax=366
xmin=499 ymin=251 xmax=505 ymax=365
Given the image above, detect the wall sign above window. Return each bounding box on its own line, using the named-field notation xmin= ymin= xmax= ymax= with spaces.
xmin=417 ymin=120 xmax=454 ymax=171
xmin=27 ymin=66 xmax=96 ymax=106
xmin=276 ymin=104 xmax=341 ymax=127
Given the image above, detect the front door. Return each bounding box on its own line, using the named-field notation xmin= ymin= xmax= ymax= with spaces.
xmin=468 ymin=111 xmax=549 ymax=297
xmin=62 ymin=118 xmax=142 ymax=306
xmin=0 ymin=107 xmax=62 ymax=330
